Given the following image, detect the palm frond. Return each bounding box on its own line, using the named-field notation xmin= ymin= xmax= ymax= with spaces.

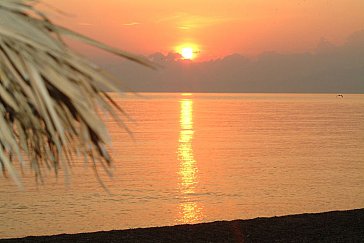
xmin=0 ymin=0 xmax=153 ymax=187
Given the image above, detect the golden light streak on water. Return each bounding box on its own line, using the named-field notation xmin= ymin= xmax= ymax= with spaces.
xmin=177 ymin=97 xmax=204 ymax=224
xmin=178 ymin=201 xmax=203 ymax=224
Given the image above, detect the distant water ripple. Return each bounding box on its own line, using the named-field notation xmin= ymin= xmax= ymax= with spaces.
xmin=0 ymin=93 xmax=363 ymax=238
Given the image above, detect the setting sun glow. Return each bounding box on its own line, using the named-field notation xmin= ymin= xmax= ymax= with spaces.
xmin=181 ymin=47 xmax=194 ymax=60
xmin=176 ymin=44 xmax=199 ymax=60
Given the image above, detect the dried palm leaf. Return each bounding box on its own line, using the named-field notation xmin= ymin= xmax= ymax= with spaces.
xmin=0 ymin=0 xmax=153 ymax=188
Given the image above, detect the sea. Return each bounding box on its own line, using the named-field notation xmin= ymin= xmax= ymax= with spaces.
xmin=0 ymin=93 xmax=363 ymax=238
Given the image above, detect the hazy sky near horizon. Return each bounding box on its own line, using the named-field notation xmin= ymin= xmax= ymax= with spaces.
xmin=48 ymin=0 xmax=363 ymax=60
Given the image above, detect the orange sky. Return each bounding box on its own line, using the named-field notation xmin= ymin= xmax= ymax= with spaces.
xmin=46 ymin=0 xmax=364 ymax=60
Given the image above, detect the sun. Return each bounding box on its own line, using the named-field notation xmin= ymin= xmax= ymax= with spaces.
xmin=181 ymin=47 xmax=194 ymax=60
xmin=176 ymin=43 xmax=200 ymax=60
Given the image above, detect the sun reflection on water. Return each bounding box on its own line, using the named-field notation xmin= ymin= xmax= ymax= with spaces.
xmin=177 ymin=97 xmax=204 ymax=224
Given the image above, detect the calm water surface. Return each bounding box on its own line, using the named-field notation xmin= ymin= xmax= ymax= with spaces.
xmin=1 ymin=93 xmax=363 ymax=238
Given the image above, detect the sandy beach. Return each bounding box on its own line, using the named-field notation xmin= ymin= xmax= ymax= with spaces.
xmin=1 ymin=208 xmax=363 ymax=242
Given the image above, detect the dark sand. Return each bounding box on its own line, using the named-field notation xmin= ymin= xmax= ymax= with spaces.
xmin=1 ymin=209 xmax=363 ymax=242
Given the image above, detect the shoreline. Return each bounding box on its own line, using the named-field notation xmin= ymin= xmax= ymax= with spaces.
xmin=1 ymin=208 xmax=363 ymax=242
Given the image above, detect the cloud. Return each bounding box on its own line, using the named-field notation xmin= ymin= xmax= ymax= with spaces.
xmin=98 ymin=30 xmax=364 ymax=93
xmin=178 ymin=26 xmax=190 ymax=30
xmin=157 ymin=12 xmax=236 ymax=29
xmin=77 ymin=22 xmax=93 ymax=26
xmin=149 ymin=52 xmax=183 ymax=62
xmin=122 ymin=22 xmax=141 ymax=26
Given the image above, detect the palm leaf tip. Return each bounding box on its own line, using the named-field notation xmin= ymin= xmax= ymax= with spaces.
xmin=0 ymin=0 xmax=153 ymax=186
